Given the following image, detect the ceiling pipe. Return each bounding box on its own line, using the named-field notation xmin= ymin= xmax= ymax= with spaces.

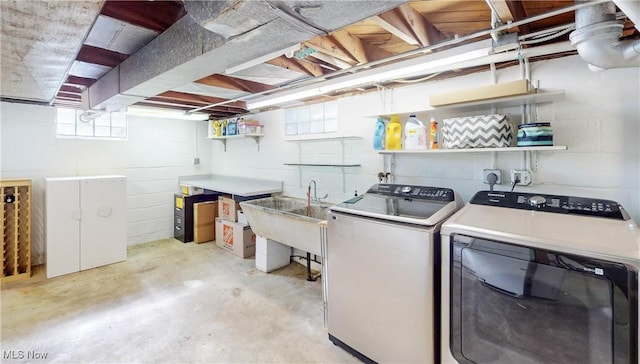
xmin=570 ymin=0 xmax=640 ymax=71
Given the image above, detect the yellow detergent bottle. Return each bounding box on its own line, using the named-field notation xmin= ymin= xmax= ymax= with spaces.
xmin=385 ymin=115 xmax=402 ymax=150
xmin=213 ymin=120 xmax=222 ymax=136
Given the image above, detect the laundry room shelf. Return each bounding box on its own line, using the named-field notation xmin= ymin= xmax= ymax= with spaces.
xmin=285 ymin=137 xmax=363 ymax=192
xmin=284 ymin=163 xmax=361 ymax=167
xmin=207 ymin=134 xmax=264 ymax=151
xmin=378 ymin=145 xmax=567 ymax=154
xmin=369 ymin=89 xmax=565 ymax=121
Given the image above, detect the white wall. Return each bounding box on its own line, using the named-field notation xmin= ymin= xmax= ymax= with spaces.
xmin=0 ymin=102 xmax=212 ymax=264
xmin=1 ymin=55 xmax=638 ymax=266
xmin=211 ymin=55 xmax=640 ymax=223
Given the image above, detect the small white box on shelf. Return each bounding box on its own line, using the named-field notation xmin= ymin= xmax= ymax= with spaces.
xmin=238 ymin=119 xmax=263 ymax=135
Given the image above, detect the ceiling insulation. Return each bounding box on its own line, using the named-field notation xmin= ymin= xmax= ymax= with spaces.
xmin=0 ymin=0 xmax=104 ymax=103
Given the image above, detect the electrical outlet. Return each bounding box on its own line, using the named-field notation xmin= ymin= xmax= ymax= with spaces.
xmin=193 ymin=157 xmax=200 ymax=165
xmin=483 ymin=169 xmax=502 ymax=184
xmin=510 ymin=169 xmax=532 ymax=185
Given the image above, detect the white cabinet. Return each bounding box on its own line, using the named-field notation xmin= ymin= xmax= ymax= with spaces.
xmin=45 ymin=175 xmax=126 ymax=278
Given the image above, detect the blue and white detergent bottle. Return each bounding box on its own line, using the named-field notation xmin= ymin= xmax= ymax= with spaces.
xmin=373 ymin=116 xmax=386 ymax=150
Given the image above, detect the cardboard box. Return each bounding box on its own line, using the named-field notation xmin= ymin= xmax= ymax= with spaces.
xmin=215 ymin=218 xmax=256 ymax=258
xmin=429 ymin=79 xmax=531 ymax=107
xmin=218 ymin=196 xmax=241 ymax=222
xmin=193 ymin=201 xmax=218 ymax=243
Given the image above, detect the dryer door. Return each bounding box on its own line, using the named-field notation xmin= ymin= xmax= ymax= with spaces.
xmin=449 ymin=234 xmax=637 ymax=364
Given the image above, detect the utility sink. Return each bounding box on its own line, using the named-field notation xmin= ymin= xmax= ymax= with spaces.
xmin=239 ymin=196 xmax=332 ymax=256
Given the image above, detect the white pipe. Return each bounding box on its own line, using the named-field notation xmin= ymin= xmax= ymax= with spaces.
xmin=570 ymin=0 xmax=640 ymax=70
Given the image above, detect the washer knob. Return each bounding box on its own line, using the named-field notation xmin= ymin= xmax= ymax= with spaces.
xmin=528 ymin=196 xmax=547 ymax=209
xmin=401 ymin=186 xmax=412 ymax=194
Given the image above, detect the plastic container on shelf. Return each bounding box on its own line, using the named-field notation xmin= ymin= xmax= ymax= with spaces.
xmin=227 ymin=119 xmax=238 ymax=135
xmin=221 ymin=120 xmax=228 ymax=136
xmin=385 ymin=115 xmax=402 ymax=150
xmin=238 ymin=119 xmax=263 ymax=134
xmin=373 ymin=117 xmax=386 ymax=150
xmin=213 ymin=120 xmax=222 ymax=137
xmin=429 ymin=117 xmax=439 ymax=149
xmin=404 ymin=114 xmax=428 ymax=150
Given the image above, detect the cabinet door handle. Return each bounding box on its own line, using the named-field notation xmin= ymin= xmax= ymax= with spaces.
xmin=97 ymin=206 xmax=112 ymax=217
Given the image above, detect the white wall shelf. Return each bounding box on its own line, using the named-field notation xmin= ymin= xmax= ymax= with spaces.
xmin=379 ymin=145 xmax=567 ymax=155
xmin=207 ymin=134 xmax=264 ymax=151
xmin=284 ymin=136 xmax=363 ymax=142
xmin=285 ymin=137 xmax=363 ymax=192
xmin=431 ymin=89 xmax=565 ymax=110
xmin=371 ymin=89 xmax=565 ymax=120
xmin=284 ymin=163 xmax=361 ymax=167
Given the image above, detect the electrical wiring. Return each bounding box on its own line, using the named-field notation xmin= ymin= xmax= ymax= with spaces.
xmin=520 ymin=25 xmax=576 ymax=45
xmin=393 ymin=72 xmax=444 ymax=84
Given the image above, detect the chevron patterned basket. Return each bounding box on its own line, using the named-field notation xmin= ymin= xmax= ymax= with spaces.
xmin=442 ymin=114 xmax=515 ymax=149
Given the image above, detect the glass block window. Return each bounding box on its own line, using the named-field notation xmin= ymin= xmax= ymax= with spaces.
xmin=285 ymin=101 xmax=338 ymax=136
xmin=56 ymin=108 xmax=127 ymax=139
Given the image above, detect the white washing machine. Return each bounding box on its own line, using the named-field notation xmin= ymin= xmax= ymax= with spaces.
xmin=326 ymin=183 xmax=463 ymax=363
xmin=440 ymin=191 xmax=640 ymax=364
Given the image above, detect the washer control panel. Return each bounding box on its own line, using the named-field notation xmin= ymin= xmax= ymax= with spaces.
xmin=470 ymin=191 xmax=629 ymax=220
xmin=367 ymin=184 xmax=455 ymax=202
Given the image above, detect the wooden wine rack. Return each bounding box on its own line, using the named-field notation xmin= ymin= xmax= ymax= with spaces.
xmin=1 ymin=179 xmax=31 ymax=282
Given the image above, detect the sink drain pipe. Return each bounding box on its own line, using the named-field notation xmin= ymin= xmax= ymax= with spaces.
xmin=306 ymin=252 xmax=317 ymax=281
xmin=291 ymin=253 xmax=322 ymax=281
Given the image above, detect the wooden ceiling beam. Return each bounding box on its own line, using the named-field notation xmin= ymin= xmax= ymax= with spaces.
xmin=308 ymin=52 xmax=353 ymax=70
xmin=57 ymin=91 xmax=81 ymax=98
xmin=195 ymin=74 xmax=275 ymax=93
xmin=503 ymin=0 xmax=530 ymax=34
xmin=59 ymin=85 xmax=82 ymax=94
xmin=133 ymin=102 xmax=240 ymax=118
xmin=487 ymin=0 xmax=514 ymax=23
xmin=65 ymin=75 xmax=96 ymax=88
xmin=303 ymin=37 xmax=358 ymax=65
xmin=373 ymin=3 xmax=446 ymax=47
xmin=267 ymin=56 xmax=325 ymax=77
xmin=100 ymin=0 xmax=186 ymax=33
xmin=76 ymin=44 xmax=129 ymax=67
xmin=330 ymin=29 xmax=370 ymax=64
xmin=153 ymin=90 xmax=247 ymax=110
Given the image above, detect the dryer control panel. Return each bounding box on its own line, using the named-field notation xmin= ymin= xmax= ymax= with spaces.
xmin=367 ymin=183 xmax=455 ymax=202
xmin=470 ymin=191 xmax=629 ymax=220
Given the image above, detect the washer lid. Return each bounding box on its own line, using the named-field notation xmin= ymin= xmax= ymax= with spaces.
xmin=330 ymin=184 xmax=462 ymax=225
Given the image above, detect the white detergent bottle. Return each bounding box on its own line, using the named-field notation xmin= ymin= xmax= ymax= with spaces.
xmin=404 ymin=114 xmax=428 ymax=150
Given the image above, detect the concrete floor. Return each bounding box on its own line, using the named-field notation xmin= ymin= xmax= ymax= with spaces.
xmin=1 ymin=239 xmax=358 ymax=363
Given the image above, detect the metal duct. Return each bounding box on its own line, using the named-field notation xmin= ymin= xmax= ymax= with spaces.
xmin=83 ymin=0 xmax=404 ymax=111
xmin=570 ymin=0 xmax=640 ymax=71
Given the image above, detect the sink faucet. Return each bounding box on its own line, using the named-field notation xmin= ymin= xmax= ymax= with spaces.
xmin=308 ymin=180 xmax=328 ymax=202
